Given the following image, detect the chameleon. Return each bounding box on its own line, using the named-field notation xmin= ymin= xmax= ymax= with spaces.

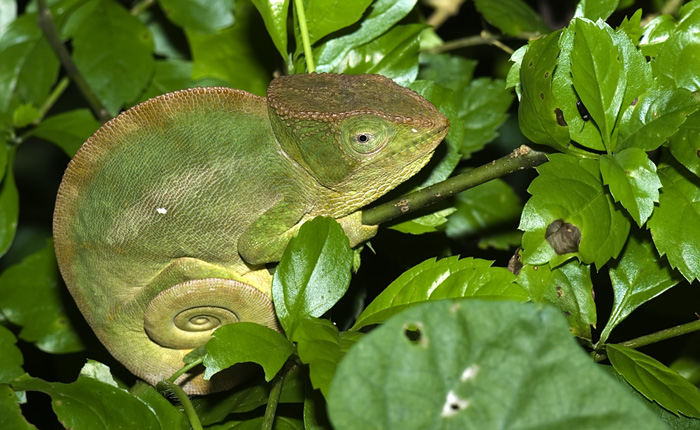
xmin=53 ymin=73 xmax=449 ymax=394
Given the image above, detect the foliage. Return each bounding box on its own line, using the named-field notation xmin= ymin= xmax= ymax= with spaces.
xmin=2 ymin=0 xmax=700 ymax=428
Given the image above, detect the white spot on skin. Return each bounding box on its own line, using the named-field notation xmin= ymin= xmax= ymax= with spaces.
xmin=461 ymin=365 xmax=479 ymax=382
xmin=441 ymin=390 xmax=469 ymax=417
xmin=156 ymin=207 xmax=167 ymax=214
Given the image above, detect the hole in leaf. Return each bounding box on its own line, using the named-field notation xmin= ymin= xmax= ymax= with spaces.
xmin=404 ymin=323 xmax=424 ymax=345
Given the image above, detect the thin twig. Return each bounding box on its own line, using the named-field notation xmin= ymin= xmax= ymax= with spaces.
xmin=424 ymin=0 xmax=466 ymax=30
xmin=425 ymin=30 xmax=538 ymax=54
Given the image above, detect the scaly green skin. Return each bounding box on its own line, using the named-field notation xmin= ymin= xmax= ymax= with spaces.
xmin=53 ymin=73 xmax=449 ymax=394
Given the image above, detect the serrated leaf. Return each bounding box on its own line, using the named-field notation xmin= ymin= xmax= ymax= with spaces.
xmin=574 ymin=0 xmax=619 ymax=21
xmin=668 ymin=109 xmax=700 ymax=177
xmin=389 ymin=207 xmax=456 ymax=235
xmin=456 ymin=78 xmax=513 ymax=157
xmin=203 ymin=322 xmax=294 ymax=381
xmin=639 ymin=14 xmax=676 ymax=57
xmin=251 ymin=0 xmax=290 ymax=59
xmin=419 ymin=53 xmax=476 ymax=92
xmin=608 ymin=344 xmax=700 ymax=418
xmin=11 ymin=362 xmax=189 ymax=430
xmin=516 ymin=260 xmax=596 ymax=339
xmin=0 ymin=325 xmax=23 ymax=383
xmin=32 ymin=109 xmax=100 ymax=157
xmin=600 ymin=148 xmax=661 ymax=226
xmin=600 ymin=232 xmax=681 ymax=344
xmin=473 ymin=0 xmax=548 ymax=36
xmin=0 ymin=384 xmax=35 ymax=430
xmin=329 ymin=300 xmax=668 ymax=430
xmin=520 ymin=154 xmax=630 ymax=268
xmin=273 ymin=218 xmax=353 ymax=335
xmin=570 ymin=18 xmax=626 ymax=149
xmin=617 ymin=87 xmax=698 ymax=152
xmin=0 ymin=238 xmax=84 ymax=353
xmin=617 ymin=9 xmax=643 ymax=43
xmin=518 ymin=30 xmax=570 ymax=149
xmin=648 ymin=161 xmax=700 ymax=282
xmin=0 ymin=147 xmax=17 ymax=258
xmin=652 ymin=6 xmax=700 ymax=92
xmin=159 ymin=0 xmax=234 ymax=33
xmin=292 ymin=318 xmax=362 ymax=397
xmin=352 ymin=256 xmax=524 ymax=330
xmin=303 ymin=0 xmax=372 ymax=45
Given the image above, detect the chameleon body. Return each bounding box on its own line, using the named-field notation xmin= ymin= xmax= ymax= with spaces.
xmin=53 ymin=73 xmax=449 ymax=394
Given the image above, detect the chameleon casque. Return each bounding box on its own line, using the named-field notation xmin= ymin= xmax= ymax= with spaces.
xmin=53 ymin=73 xmax=449 ymax=394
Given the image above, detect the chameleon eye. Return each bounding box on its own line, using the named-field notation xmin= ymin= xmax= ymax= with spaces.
xmin=342 ymin=116 xmax=390 ymax=156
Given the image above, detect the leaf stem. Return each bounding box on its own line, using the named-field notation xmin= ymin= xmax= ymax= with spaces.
xmin=262 ymin=366 xmax=286 ymax=430
xmin=157 ymin=380 xmax=203 ymax=430
xmin=293 ymin=0 xmax=315 ymax=73
xmin=36 ymin=0 xmax=111 ymax=123
xmin=36 ymin=76 xmax=69 ymax=122
xmin=166 ymin=357 xmax=204 ymax=384
xmin=130 ymin=0 xmax=156 ymax=15
xmin=425 ymin=30 xmax=537 ymax=54
xmin=362 ymin=145 xmax=549 ymax=226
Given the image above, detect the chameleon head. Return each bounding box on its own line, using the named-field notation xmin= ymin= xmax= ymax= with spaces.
xmin=267 ymin=73 xmax=450 ymax=195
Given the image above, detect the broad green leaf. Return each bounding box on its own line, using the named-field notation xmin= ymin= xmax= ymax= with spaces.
xmin=315 ymin=0 xmax=417 ymax=73
xmin=0 ymin=238 xmax=84 ymax=353
xmin=11 ymin=104 xmax=39 ymax=127
xmin=516 ymin=260 xmax=596 ymax=339
xmin=668 ymin=109 xmax=700 ymax=177
xmin=251 ymin=0 xmax=290 ymax=59
xmin=653 ymin=5 xmax=700 ymax=92
xmin=292 ymin=318 xmax=362 ymax=397
xmin=159 ymin=0 xmax=234 ymax=33
xmin=0 ymin=325 xmax=23 ymax=383
xmin=0 ymin=384 xmax=35 ymax=430
xmin=11 ymin=362 xmax=189 ymax=430
xmin=617 ymin=8 xmax=643 ymax=43
xmin=137 ymin=59 xmax=196 ymax=102
xmin=608 ymin=344 xmax=700 ymax=418
xmin=0 ymin=139 xmax=6 ymax=180
xmin=518 ymin=30 xmax=570 ymax=149
xmin=329 ymin=300 xmax=667 ymax=430
xmin=639 ymin=14 xmax=676 ymax=57
xmin=0 ymin=0 xmax=17 ymax=37
xmin=600 ymin=232 xmax=681 ymax=344
xmin=473 ymin=0 xmax=548 ymax=36
xmin=230 ymin=416 xmax=303 ymax=430
xmin=329 ymin=23 xmax=424 ymax=85
xmin=617 ymin=87 xmax=698 ymax=152
xmin=570 ymin=18 xmax=626 ymax=149
xmin=64 ymin=0 xmax=154 ymax=115
xmin=0 ymin=146 xmax=17 ymax=258
xmin=456 ymin=78 xmax=513 ymax=157
xmin=0 ymin=13 xmax=59 ymax=114
xmin=506 ymin=44 xmax=527 ymax=99
xmin=272 ymin=217 xmax=353 ymax=335
xmin=352 ymin=256 xmax=524 ymax=330
xmin=187 ymin=0 xmax=274 ymax=96
xmin=203 ymin=322 xmax=295 ymax=381
xmin=520 ymin=154 xmax=630 ymax=268
xmin=445 ymin=178 xmax=522 ymax=239
xmin=139 ymin=7 xmax=188 ymax=59
xmin=389 ymin=207 xmax=456 ymax=235
xmin=303 ymin=0 xmax=372 ymax=44
xmin=32 ymin=109 xmax=100 ymax=157
xmin=648 ymin=162 xmax=700 ymax=282
xmin=599 ymin=148 xmax=661 ymax=226
xmin=304 ymin=386 xmax=331 ymax=430
xmin=574 ymin=0 xmax=619 ymax=21
xmin=419 ymin=53 xmax=476 ymax=92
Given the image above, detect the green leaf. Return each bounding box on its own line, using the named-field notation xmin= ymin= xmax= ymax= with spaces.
xmin=0 ymin=238 xmax=84 ymax=353
xmin=0 ymin=146 xmax=18 ymax=258
xmin=516 ymin=260 xmax=596 ymax=339
xmin=303 ymin=0 xmax=372 ymax=44
xmin=639 ymin=14 xmax=676 ymax=57
xmin=0 ymin=13 xmax=59 ymax=114
xmin=456 ymin=78 xmax=513 ymax=157
xmin=251 ymin=0 xmax=290 ymax=60
xmin=0 ymin=0 xmax=17 ymax=37
xmin=203 ymin=322 xmax=294 ymax=381
xmin=328 ymin=300 xmax=668 ymax=430
xmin=473 ymin=0 xmax=549 ymax=36
xmin=648 ymin=161 xmax=700 ymax=282
xmin=159 ymin=0 xmax=234 ymax=33
xmin=617 ymin=8 xmax=643 ymax=43
xmin=64 ymin=0 xmax=154 ymax=115
xmin=292 ymin=318 xmax=362 ymax=397
xmin=600 ymin=232 xmax=682 ymax=344
xmin=518 ymin=30 xmax=570 ymax=149
xmin=11 ymin=362 xmax=189 ymax=430
xmin=352 ymin=256 xmax=524 ymax=330
xmin=574 ymin=0 xmax=619 ymax=21
xmin=652 ymin=5 xmax=700 ymax=92
xmin=329 ymin=23 xmax=424 ymax=85
xmin=315 ymin=0 xmax=417 ymax=73
xmin=600 ymin=148 xmax=661 ymax=226
xmin=389 ymin=207 xmax=456 ymax=235
xmin=419 ymin=53 xmax=476 ymax=92
xmin=445 ymin=178 xmax=522 ymax=239
xmin=11 ymin=104 xmax=39 ymax=127
xmin=0 ymin=326 xmax=23 ymax=383
xmin=230 ymin=416 xmax=304 ymax=430
xmin=304 ymin=386 xmax=331 ymax=430
xmin=668 ymin=110 xmax=700 ymax=177
xmin=520 ymin=154 xmax=630 ymax=268
xmin=608 ymin=344 xmax=700 ymax=418
xmin=187 ymin=0 xmax=274 ymax=96
xmin=32 ymin=109 xmax=100 ymax=157
xmin=617 ymin=87 xmax=698 ymax=152
xmin=0 ymin=384 xmax=35 ymax=430
xmin=272 ymin=217 xmax=353 ymax=335
xmin=570 ymin=18 xmax=626 ymax=149
xmin=137 ymin=59 xmax=195 ymax=102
